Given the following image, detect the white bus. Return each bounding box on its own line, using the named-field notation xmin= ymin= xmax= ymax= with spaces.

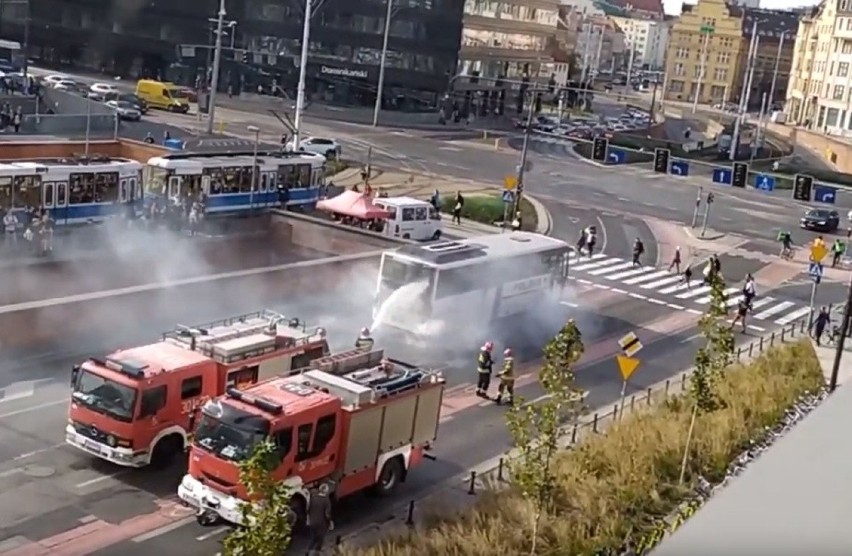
xmin=372 ymin=232 xmax=572 ymax=336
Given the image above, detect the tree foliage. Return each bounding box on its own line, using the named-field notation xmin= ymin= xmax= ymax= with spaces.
xmin=690 ymin=272 xmax=734 ymax=413
xmin=505 ymin=319 xmax=585 ymax=555
xmin=222 ymin=440 xmax=293 ymax=556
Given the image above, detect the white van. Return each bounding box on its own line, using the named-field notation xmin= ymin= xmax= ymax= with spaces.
xmin=373 ymin=196 xmax=443 ymax=241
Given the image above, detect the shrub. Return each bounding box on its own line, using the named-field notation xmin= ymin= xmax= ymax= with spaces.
xmin=440 ymin=194 xmax=538 ymax=231
xmin=342 ymin=340 xmax=822 ymax=555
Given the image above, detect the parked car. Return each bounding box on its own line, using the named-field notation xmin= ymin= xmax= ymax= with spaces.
xmin=106 ymin=100 xmax=142 ymax=122
xmin=104 ymin=92 xmax=148 ymax=114
xmin=90 ymin=82 xmax=120 ymax=95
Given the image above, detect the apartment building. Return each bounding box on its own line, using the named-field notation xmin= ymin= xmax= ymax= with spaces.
xmin=611 ymin=15 xmax=669 ymax=69
xmin=663 ymin=0 xmax=746 ymax=104
xmin=459 ymin=0 xmax=567 ymax=83
xmin=786 ymin=0 xmax=852 ymax=134
xmin=737 ymin=9 xmax=799 ymax=110
xmin=574 ymin=15 xmax=626 ymax=75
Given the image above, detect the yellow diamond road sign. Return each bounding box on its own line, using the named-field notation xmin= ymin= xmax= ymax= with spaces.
xmin=617 ymin=355 xmax=640 ymax=381
xmin=618 ymin=331 xmax=643 ymax=357
xmin=810 ymin=242 xmax=828 ymax=263
xmin=504 ymin=175 xmax=518 ymax=190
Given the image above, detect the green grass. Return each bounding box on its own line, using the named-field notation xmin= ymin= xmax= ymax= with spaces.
xmin=440 ymin=194 xmax=539 ymax=231
xmin=324 ymin=158 xmax=351 ymax=177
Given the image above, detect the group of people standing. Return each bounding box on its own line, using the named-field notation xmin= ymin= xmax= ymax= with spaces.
xmin=3 ymin=207 xmax=54 ymax=255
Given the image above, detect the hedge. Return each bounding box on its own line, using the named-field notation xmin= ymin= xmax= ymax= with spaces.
xmin=440 ymin=194 xmax=538 ymax=232
xmin=342 ymin=339 xmax=823 ymax=555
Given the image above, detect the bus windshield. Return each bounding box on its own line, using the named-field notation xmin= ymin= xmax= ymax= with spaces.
xmin=71 ymin=369 xmax=137 ymax=423
xmin=374 ymin=254 xmax=435 ymax=326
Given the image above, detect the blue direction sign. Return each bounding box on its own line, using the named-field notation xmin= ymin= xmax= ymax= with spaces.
xmin=755 ymin=174 xmax=775 ymax=192
xmin=502 ymin=190 xmax=514 ymax=204
xmin=670 ymin=160 xmax=689 ymax=176
xmin=712 ymin=168 xmax=732 ymax=185
xmin=809 ymin=262 xmax=823 ymax=284
xmin=608 ymin=149 xmax=626 ymax=164
xmin=814 ymin=184 xmax=838 ymax=204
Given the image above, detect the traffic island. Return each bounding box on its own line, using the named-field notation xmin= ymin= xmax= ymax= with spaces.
xmin=440 ymin=194 xmax=539 ymax=232
xmin=337 ymin=337 xmax=823 ymax=555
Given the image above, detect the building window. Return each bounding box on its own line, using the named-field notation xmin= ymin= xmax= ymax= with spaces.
xmin=716 ymin=52 xmax=730 ymax=65
xmin=713 ymin=68 xmax=727 ymax=81
xmin=669 ymin=80 xmax=684 ymax=92
xmin=674 ymin=62 xmax=685 ymax=76
xmin=710 ymin=85 xmax=726 ymax=99
xmin=676 ymin=47 xmax=688 ymax=58
xmin=834 ymin=85 xmax=845 ymax=100
xmin=693 ymin=65 xmax=702 ymax=79
xmin=840 ymin=62 xmax=850 ymax=77
xmin=842 ymin=0 xmax=850 ymax=10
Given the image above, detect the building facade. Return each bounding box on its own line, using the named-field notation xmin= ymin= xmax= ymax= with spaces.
xmin=786 ymin=0 xmax=852 ymax=134
xmin=611 ymin=16 xmax=669 ymax=69
xmin=737 ymin=8 xmax=799 ymax=111
xmin=574 ymin=15 xmax=626 ymax=75
xmin=3 ymin=0 xmax=465 ymax=109
xmin=459 ymin=0 xmax=565 ymax=84
xmin=663 ymin=0 xmax=745 ymax=104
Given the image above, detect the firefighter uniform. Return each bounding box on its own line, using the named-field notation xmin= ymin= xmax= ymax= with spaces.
xmin=497 ymin=354 xmax=515 ymax=405
xmin=355 ymin=328 xmax=374 ymax=352
xmin=476 ymin=347 xmax=493 ymax=397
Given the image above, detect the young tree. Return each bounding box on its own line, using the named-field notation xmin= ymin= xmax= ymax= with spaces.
xmin=222 ymin=440 xmax=293 ymax=556
xmin=505 ymin=319 xmax=585 ymax=555
xmin=679 ymin=271 xmax=734 ymax=483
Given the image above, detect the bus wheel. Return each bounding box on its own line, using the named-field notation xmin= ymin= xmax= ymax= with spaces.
xmin=372 ymin=457 xmax=403 ymax=497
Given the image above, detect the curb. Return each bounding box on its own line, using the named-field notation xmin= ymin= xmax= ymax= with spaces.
xmin=684 ymin=225 xmax=726 ymax=242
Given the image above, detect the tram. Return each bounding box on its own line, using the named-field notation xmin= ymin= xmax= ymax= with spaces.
xmin=144 ymin=151 xmax=326 ymax=213
xmin=0 ymin=157 xmax=143 ymax=224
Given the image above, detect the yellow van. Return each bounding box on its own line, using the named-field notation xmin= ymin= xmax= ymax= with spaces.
xmin=135 ymin=80 xmax=190 ymax=113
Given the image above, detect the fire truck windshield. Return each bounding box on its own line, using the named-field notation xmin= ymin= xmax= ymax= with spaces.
xmin=71 ymin=369 xmax=137 ymax=423
xmin=194 ymin=406 xmax=270 ymax=462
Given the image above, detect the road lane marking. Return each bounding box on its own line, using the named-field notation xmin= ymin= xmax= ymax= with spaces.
xmin=75 ymin=471 xmax=130 ymax=489
xmin=132 ymin=516 xmax=196 ymax=543
xmin=196 ymin=527 xmax=230 ymax=541
xmin=0 ymin=399 xmax=66 ymax=420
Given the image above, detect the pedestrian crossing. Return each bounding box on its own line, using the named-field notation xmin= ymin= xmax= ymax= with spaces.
xmin=567 ymin=252 xmax=813 ymax=327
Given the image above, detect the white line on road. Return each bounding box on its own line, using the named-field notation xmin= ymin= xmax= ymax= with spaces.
xmin=76 ymin=470 xmax=129 ymax=489
xmin=196 ymin=526 xmax=230 ymax=541
xmin=132 ymin=516 xmax=196 ymax=543
xmin=0 ymin=399 xmax=66 ymax=419
xmin=12 ymin=443 xmax=64 ymax=461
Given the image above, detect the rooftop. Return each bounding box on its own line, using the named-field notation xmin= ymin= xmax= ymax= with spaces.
xmin=106 ymin=341 xmax=211 ymax=379
xmin=743 ymin=8 xmax=801 ymax=39
xmin=231 ymin=375 xmax=339 ymax=417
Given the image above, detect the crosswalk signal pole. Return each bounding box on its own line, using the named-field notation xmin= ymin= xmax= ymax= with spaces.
xmin=808 ymin=274 xmax=820 ymax=329
xmin=691 ymin=186 xmax=703 ymax=228
xmin=700 ymin=192 xmax=713 ymax=238
xmin=512 ymin=91 xmax=536 ymax=221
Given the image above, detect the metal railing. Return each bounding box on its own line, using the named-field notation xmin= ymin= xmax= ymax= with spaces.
xmin=336 ymin=316 xmax=822 ymax=549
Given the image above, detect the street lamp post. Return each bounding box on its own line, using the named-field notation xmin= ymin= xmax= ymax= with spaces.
xmin=767 ymin=30 xmax=787 ymax=114
xmin=205 ymin=0 xmax=226 ymax=135
xmin=292 ymin=0 xmax=313 ymax=151
xmin=692 ymin=24 xmax=713 ymax=114
xmin=247 ymin=125 xmax=260 ymax=210
xmin=511 ymin=90 xmax=536 ymax=223
xmin=730 ymin=19 xmax=759 ymax=161
xmin=372 ymin=0 xmax=394 ymax=127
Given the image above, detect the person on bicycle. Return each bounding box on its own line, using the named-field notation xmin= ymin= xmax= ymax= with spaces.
xmin=813 ymin=307 xmax=831 ymax=346
xmin=779 ymin=230 xmax=793 ymax=258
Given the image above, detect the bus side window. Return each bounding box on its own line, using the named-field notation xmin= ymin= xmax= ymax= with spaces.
xmin=402 ymin=208 xmax=415 ymax=221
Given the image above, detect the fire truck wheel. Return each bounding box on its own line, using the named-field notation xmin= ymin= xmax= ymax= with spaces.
xmin=150 ymin=434 xmax=183 ymax=468
xmin=373 ymin=457 xmax=404 ymax=497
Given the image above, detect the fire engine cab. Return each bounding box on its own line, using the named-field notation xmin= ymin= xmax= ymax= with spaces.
xmin=178 ymin=351 xmax=444 ymax=526
xmin=66 ymin=310 xmax=329 ymax=468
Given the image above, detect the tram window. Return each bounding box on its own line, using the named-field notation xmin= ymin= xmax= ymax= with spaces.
xmin=44 ymin=182 xmax=54 ymax=206
xmin=239 ymin=167 xmax=254 ymax=193
xmin=95 ymin=173 xmax=119 ymax=203
xmin=57 ymin=183 xmax=67 ymax=206
xmin=260 ymin=174 xmax=268 ymax=191
xmin=297 ymin=164 xmax=311 ymax=188
xmin=278 ymin=165 xmax=296 ymax=188
xmin=69 ymin=173 xmax=94 ymax=204
xmin=222 ymin=167 xmax=241 ymax=194
xmin=12 ymin=176 xmax=40 ymax=208
xmin=0 ymin=177 xmax=11 ymax=210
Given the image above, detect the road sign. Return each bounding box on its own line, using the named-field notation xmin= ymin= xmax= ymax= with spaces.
xmin=653 ymin=148 xmax=670 ymax=174
xmin=503 ymin=175 xmax=518 ymax=190
xmin=793 ymin=174 xmax=813 ymax=202
xmin=608 ymin=149 xmax=625 ymax=164
xmin=670 ymin=160 xmax=689 ymax=176
xmin=712 ymin=168 xmax=732 ymax=185
xmin=618 ymin=331 xmax=643 ymax=357
xmin=617 ymin=355 xmax=640 ymax=381
xmin=502 ymin=190 xmax=514 ymax=204
xmin=810 ymin=241 xmax=828 ymax=263
xmin=755 ymin=174 xmax=775 ymax=192
xmin=732 ymin=162 xmax=748 ymax=188
xmin=809 ymin=262 xmax=824 ymax=281
xmin=592 ymin=137 xmax=608 ymax=162
xmin=814 ymin=184 xmax=837 ymax=204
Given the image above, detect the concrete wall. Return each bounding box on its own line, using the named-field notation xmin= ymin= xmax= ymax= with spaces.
xmin=0 ymin=139 xmax=168 ymax=161
xmin=0 ymin=95 xmax=38 ymax=114
xmin=767 ymin=124 xmax=852 ymax=174
xmin=271 ymin=210 xmax=412 ymax=255
xmin=29 ymin=88 xmax=116 ymax=135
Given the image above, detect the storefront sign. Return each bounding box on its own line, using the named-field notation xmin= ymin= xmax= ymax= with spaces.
xmin=320 ymin=65 xmax=369 ymax=79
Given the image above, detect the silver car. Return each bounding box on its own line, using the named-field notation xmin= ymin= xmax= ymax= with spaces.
xmin=106 ymin=100 xmax=141 ymax=122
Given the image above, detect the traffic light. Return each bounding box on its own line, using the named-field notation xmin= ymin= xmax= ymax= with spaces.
xmin=732 ymin=162 xmax=748 ymax=188
xmin=653 ymin=148 xmax=670 ymax=174
xmin=241 ymin=50 xmax=249 ymax=63
xmin=793 ymin=174 xmax=813 ymax=202
xmin=592 ymin=137 xmax=608 ymax=162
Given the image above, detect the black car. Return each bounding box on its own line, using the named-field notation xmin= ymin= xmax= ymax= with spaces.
xmin=104 ymin=92 xmax=148 ymax=114
xmin=800 ymin=208 xmax=840 ymax=232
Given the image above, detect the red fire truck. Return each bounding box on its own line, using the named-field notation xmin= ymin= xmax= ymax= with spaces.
xmin=177 ymin=352 xmax=444 ymax=525
xmin=66 ymin=310 xmax=331 ymax=468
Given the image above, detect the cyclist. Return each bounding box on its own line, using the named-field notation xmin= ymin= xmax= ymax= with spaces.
xmin=778 ymin=230 xmax=793 ymax=259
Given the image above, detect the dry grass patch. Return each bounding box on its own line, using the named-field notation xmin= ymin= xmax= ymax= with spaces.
xmin=343 ymin=340 xmax=823 ymax=556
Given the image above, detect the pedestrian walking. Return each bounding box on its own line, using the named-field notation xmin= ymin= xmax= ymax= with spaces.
xmin=452 ymin=191 xmax=464 ymax=225
xmin=668 ymin=246 xmax=681 ymax=274
xmin=813 ymin=306 xmax=831 ymax=346
xmin=306 ymin=483 xmax=333 ymax=555
xmin=632 ymin=238 xmax=644 ymax=268
xmin=681 ymin=265 xmax=693 ymax=289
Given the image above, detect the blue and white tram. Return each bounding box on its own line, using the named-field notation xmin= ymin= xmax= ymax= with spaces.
xmin=145 ymin=151 xmax=326 ymax=214
xmin=0 ymin=157 xmax=143 ymax=224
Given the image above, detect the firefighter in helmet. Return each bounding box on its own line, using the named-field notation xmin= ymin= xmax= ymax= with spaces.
xmin=496 ymin=348 xmax=515 ymax=405
xmin=355 ymin=327 xmax=374 ymax=352
xmin=475 ymin=342 xmax=494 ymax=398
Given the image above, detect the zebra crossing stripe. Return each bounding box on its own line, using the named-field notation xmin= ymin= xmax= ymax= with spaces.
xmin=605 ymin=266 xmax=658 ymax=281
xmin=640 ymin=275 xmax=682 ymax=289
xmin=748 ymin=297 xmax=775 ymax=310
xmin=587 ymin=261 xmax=634 ymax=276
xmin=659 ymin=282 xmax=691 ymax=295
xmin=675 ymin=285 xmax=713 ymax=299
xmin=623 ymin=270 xmax=670 ymax=285
xmin=572 ymin=258 xmax=623 ymax=272
xmin=753 ymin=301 xmax=795 ymax=320
xmin=775 ymin=306 xmax=811 ymax=325
xmin=694 ymin=287 xmax=741 ymax=304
